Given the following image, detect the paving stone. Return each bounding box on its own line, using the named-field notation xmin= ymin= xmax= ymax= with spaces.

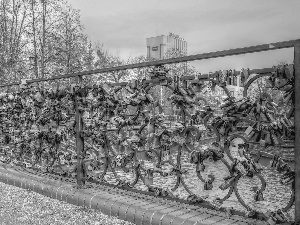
xmin=6 ymin=177 xmax=12 ymax=186
xmin=110 ymin=196 xmax=136 ymax=217
xmin=170 ymin=217 xmax=187 ymax=225
xmin=57 ymin=186 xmax=69 ymax=201
xmin=118 ymin=199 xmax=144 ymax=221
xmin=134 ymin=202 xmax=163 ymax=225
xmin=35 ymin=183 xmax=44 ymax=195
xmin=171 ymin=210 xmax=210 ymax=225
xmin=53 ymin=186 xmax=64 ymax=200
xmin=150 ymin=207 xmax=185 ymax=225
xmin=142 ymin=205 xmax=171 ymax=225
xmin=78 ymin=192 xmax=92 ymax=207
xmin=15 ymin=176 xmax=22 ymax=188
xmin=101 ymin=195 xmax=134 ymax=216
xmin=124 ymin=200 xmax=152 ymax=223
xmin=88 ymin=195 xmax=102 ymax=209
xmin=159 ymin=209 xmax=191 ymax=225
xmin=231 ymin=221 xmax=250 ymax=225
xmin=160 ymin=214 xmax=177 ymax=225
xmin=198 ymin=215 xmax=224 ymax=224
xmin=67 ymin=190 xmax=81 ymax=206
xmin=185 ymin=213 xmax=214 ymax=223
xmin=212 ymin=218 xmax=239 ymax=225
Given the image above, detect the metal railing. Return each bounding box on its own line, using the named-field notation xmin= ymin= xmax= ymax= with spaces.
xmin=0 ymin=39 xmax=299 ymax=224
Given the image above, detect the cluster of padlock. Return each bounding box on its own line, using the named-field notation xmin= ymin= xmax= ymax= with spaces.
xmin=265 ymin=209 xmax=290 ymax=225
xmin=0 ymin=63 xmax=295 ymax=222
xmin=69 ymin=64 xmax=295 ymax=220
xmin=98 ymin=65 xmax=296 ymax=220
xmin=168 ymin=80 xmax=196 ymax=110
xmin=190 ymin=142 xmax=224 ymax=165
xmin=211 ymin=94 xmax=294 ymax=149
xmin=0 ymin=84 xmax=77 ymax=172
xmin=269 ymin=154 xmax=295 ymax=186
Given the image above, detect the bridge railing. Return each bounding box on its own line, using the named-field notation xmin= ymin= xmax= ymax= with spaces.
xmin=0 ymin=39 xmax=299 ymax=224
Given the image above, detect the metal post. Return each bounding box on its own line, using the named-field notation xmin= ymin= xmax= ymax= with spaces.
xmin=75 ymin=75 xmax=85 ymax=187
xmin=294 ymin=43 xmax=300 ymax=222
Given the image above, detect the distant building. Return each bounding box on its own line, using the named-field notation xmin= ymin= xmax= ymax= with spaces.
xmin=146 ymin=33 xmax=187 ymax=59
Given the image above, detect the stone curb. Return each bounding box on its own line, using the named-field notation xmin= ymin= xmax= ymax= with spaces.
xmin=0 ymin=164 xmax=258 ymax=225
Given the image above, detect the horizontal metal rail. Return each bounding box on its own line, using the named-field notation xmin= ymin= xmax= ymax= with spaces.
xmin=0 ymin=39 xmax=299 ymax=88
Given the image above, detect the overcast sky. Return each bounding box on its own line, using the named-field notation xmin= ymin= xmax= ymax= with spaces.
xmin=67 ymin=0 xmax=300 ymax=72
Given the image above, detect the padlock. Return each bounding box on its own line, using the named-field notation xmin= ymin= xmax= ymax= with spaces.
xmin=267 ymin=216 xmax=277 ymax=225
xmin=283 ymin=83 xmax=293 ymax=95
xmin=283 ymin=115 xmax=293 ymax=127
xmin=254 ymin=190 xmax=264 ymax=201
xmin=186 ymin=194 xmax=203 ymax=204
xmin=204 ymin=181 xmax=213 ymax=190
xmin=210 ymin=198 xmax=222 ymax=210
xmin=256 ymin=103 xmax=261 ymax=114
xmin=219 ymin=125 xmax=226 ymax=135
xmin=260 ymin=112 xmax=268 ymax=122
xmin=241 ymin=68 xmax=250 ymax=83
xmin=207 ymin=152 xmax=214 ymax=162
xmin=252 ymin=161 xmax=263 ymax=172
xmin=219 ymin=176 xmax=235 ymax=190
xmin=235 ymin=161 xmax=248 ymax=176
xmin=286 ymin=64 xmax=294 ymax=80
xmin=265 ymin=132 xmax=272 ymax=146
xmin=243 ymin=160 xmax=254 ymax=177
xmin=198 ymin=163 xmax=205 ymax=172
xmin=279 ymin=118 xmax=288 ymax=131
xmin=154 ymin=188 xmax=161 ymax=197
xmin=277 ymin=162 xmax=289 ymax=173
xmin=190 ymin=150 xmax=199 ymax=164
xmin=244 ymin=125 xmax=254 ymax=136
xmin=248 ymin=130 xmax=258 ymax=142
xmin=225 ymin=207 xmax=233 ymax=219
xmin=273 ymin=209 xmax=288 ymax=222
xmin=284 ymin=91 xmax=293 ymax=104
xmin=270 ymin=131 xmax=279 ymax=145
xmin=280 ymin=171 xmax=295 ymax=185
xmin=265 ymin=112 xmax=275 ymax=122
xmin=269 ymin=154 xmax=279 ymax=168
xmin=237 ymin=146 xmax=245 ymax=158
xmin=144 ymin=169 xmax=154 ymax=186
xmin=259 ymin=139 xmax=266 ymax=147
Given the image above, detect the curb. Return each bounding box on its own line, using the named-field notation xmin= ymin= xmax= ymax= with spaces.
xmin=0 ymin=164 xmax=259 ymax=225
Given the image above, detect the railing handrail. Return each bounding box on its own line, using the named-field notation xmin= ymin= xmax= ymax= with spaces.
xmin=0 ymin=39 xmax=299 ymax=88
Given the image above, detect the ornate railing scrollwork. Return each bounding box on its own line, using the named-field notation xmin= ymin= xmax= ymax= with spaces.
xmin=0 ymin=62 xmax=296 ymax=223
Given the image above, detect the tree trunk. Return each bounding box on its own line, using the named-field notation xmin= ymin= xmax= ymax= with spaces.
xmin=41 ymin=0 xmax=46 ymax=80
xmin=31 ymin=0 xmax=38 ymax=78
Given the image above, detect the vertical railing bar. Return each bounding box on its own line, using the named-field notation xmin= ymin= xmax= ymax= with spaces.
xmin=294 ymin=43 xmax=300 ymax=223
xmin=75 ymin=75 xmax=85 ymax=187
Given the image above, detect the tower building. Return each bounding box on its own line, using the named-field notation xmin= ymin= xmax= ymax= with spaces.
xmin=146 ymin=33 xmax=187 ymax=59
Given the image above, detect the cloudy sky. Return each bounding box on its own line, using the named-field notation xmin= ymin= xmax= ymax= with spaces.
xmin=67 ymin=0 xmax=300 ymax=72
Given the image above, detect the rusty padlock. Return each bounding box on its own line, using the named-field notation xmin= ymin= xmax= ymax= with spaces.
xmin=280 ymin=171 xmax=295 ymax=185
xmin=254 ymin=190 xmax=264 ymax=201
xmin=269 ymin=154 xmax=280 ymax=168
xmin=190 ymin=150 xmax=199 ymax=164
xmin=144 ymin=169 xmax=154 ymax=186
xmin=219 ymin=176 xmax=235 ymax=190
xmin=197 ymin=163 xmax=205 ymax=172
xmin=204 ymin=181 xmax=213 ymax=190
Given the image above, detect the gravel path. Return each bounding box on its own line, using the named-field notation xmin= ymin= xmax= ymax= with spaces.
xmin=0 ymin=181 xmax=134 ymax=225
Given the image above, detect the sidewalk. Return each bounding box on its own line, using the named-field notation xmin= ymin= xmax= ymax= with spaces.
xmin=0 ymin=162 xmax=263 ymax=225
